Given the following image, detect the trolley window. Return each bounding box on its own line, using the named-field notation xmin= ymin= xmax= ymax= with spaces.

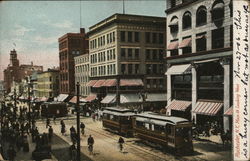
xmin=176 ymin=127 xmax=191 ymax=138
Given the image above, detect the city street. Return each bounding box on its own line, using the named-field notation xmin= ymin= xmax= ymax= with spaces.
xmin=34 ymin=117 xmax=232 ymax=161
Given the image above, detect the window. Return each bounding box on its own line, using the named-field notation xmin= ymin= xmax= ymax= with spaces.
xmin=146 ymin=49 xmax=151 ymax=60
xmin=159 ymin=64 xmax=164 ymax=74
xmin=135 ymin=32 xmax=140 ymax=42
xmin=112 ymin=32 xmax=115 ymax=42
xmin=107 ymin=34 xmax=110 ymax=44
xmin=229 ymin=1 xmax=232 ymax=17
xmin=128 ymin=64 xmax=133 ymax=73
xmin=159 ymin=33 xmax=164 ymax=44
xmin=170 ymin=0 xmax=176 ymax=8
xmin=211 ymin=1 xmax=224 ymax=26
xmin=182 ymin=11 xmax=192 ymax=29
xmin=159 ymin=49 xmax=164 ymax=59
xmin=153 ymin=64 xmax=157 ymax=73
xmin=146 ymin=32 xmax=150 ymax=43
xmin=152 ymin=50 xmax=157 ymax=60
xmin=152 ymin=33 xmax=157 ymax=43
xmin=196 ymin=6 xmax=207 ymax=26
xmin=128 ymin=49 xmax=132 ymax=59
xmin=128 ymin=31 xmax=132 ymax=42
xmin=169 ymin=16 xmax=178 ymax=33
xmin=113 ymin=49 xmax=116 ymax=59
xmin=171 ymin=49 xmax=178 ymax=56
xmin=196 ymin=33 xmax=207 ymax=52
xmin=121 ymin=31 xmax=125 ymax=42
xmin=135 ymin=49 xmax=139 ymax=59
xmin=121 ymin=48 xmax=126 ymax=58
xmin=135 ymin=64 xmax=139 ymax=74
xmin=146 ymin=64 xmax=151 ymax=74
xmin=146 ymin=79 xmax=150 ymax=88
xmin=121 ymin=64 xmax=126 ymax=74
xmin=212 ymin=28 xmax=224 ymax=49
xmin=113 ymin=64 xmax=116 ymax=74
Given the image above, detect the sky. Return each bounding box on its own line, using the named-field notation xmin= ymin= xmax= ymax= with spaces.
xmin=0 ymin=0 xmax=166 ymax=80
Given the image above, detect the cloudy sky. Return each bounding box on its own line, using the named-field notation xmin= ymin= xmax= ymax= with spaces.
xmin=0 ymin=0 xmax=166 ymax=80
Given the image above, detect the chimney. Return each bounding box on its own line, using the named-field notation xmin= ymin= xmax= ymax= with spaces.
xmin=80 ymin=28 xmax=85 ymax=35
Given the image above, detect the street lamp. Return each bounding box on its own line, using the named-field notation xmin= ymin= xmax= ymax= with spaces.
xmin=76 ymin=82 xmax=81 ymax=161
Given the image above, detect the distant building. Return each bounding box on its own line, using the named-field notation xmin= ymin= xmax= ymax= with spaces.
xmin=36 ymin=69 xmax=59 ymax=98
xmin=58 ymin=28 xmax=89 ymax=96
xmin=165 ymin=0 xmax=232 ymax=132
xmin=74 ymin=53 xmax=90 ymax=97
xmin=3 ymin=49 xmax=43 ymax=93
xmin=87 ymin=14 xmax=166 ymax=111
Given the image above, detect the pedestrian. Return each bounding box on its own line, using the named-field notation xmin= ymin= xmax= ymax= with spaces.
xmin=61 ymin=123 xmax=66 ymax=135
xmin=118 ymin=137 xmax=125 ymax=152
xmin=80 ymin=122 xmax=85 ymax=135
xmin=46 ymin=118 xmax=50 ymax=128
xmin=7 ymin=145 xmax=16 ymax=161
xmin=87 ymin=135 xmax=94 ymax=155
xmin=48 ymin=126 xmax=53 ymax=142
xmin=53 ymin=115 xmax=56 ymax=124
xmin=69 ymin=143 xmax=76 ymax=160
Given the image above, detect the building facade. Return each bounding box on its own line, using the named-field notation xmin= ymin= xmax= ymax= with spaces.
xmin=87 ymin=14 xmax=167 ymax=111
xmin=36 ymin=69 xmax=59 ymax=98
xmin=165 ymin=0 xmax=232 ymax=132
xmin=58 ymin=28 xmax=89 ymax=95
xmin=74 ymin=54 xmax=90 ymax=97
xmin=4 ymin=49 xmax=43 ymax=93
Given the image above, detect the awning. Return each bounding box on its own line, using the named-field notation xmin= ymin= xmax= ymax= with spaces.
xmin=212 ymin=3 xmax=224 ymax=11
xmin=69 ymin=96 xmax=77 ymax=104
xmin=120 ymin=79 xmax=144 ymax=86
xmin=168 ymin=18 xmax=178 ymax=27
xmin=167 ymin=41 xmax=179 ymax=50
xmin=101 ymin=94 xmax=116 ymax=104
xmin=120 ymin=94 xmax=142 ymax=103
xmin=103 ymin=79 xmax=117 ymax=87
xmin=179 ymin=38 xmax=192 ymax=48
xmin=87 ymin=80 xmax=98 ymax=87
xmin=85 ymin=94 xmax=97 ymax=102
xmin=55 ymin=94 xmax=69 ymax=102
xmin=93 ymin=79 xmax=106 ymax=88
xmin=165 ymin=64 xmax=192 ymax=75
xmin=40 ymin=97 xmax=48 ymax=102
xmin=193 ymin=100 xmax=223 ymax=116
xmin=196 ymin=35 xmax=206 ymax=39
xmin=224 ymin=107 xmax=233 ymax=116
xmin=146 ymin=93 xmax=167 ymax=102
xmin=166 ymin=99 xmax=191 ymax=111
xmin=194 ymin=58 xmax=219 ymax=64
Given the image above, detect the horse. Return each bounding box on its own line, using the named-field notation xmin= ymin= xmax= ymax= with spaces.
xmin=220 ymin=130 xmax=232 ymax=147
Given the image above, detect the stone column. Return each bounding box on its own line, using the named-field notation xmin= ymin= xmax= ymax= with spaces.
xmin=191 ymin=63 xmax=197 ymax=123
xmin=221 ymin=58 xmax=231 ymax=132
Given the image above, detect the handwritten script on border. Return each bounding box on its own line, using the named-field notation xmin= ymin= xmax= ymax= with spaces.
xmin=233 ymin=1 xmax=250 ymax=161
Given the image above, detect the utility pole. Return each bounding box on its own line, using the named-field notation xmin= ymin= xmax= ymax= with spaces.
xmin=76 ymin=82 xmax=81 ymax=161
xmin=14 ymin=88 xmax=17 ymax=120
xmin=28 ymin=80 xmax=31 ymax=127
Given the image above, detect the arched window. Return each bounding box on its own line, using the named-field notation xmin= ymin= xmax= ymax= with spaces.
xmin=211 ymin=0 xmax=224 ymax=25
xmin=169 ymin=16 xmax=178 ymax=33
xmin=182 ymin=11 xmax=192 ymax=30
xmin=196 ymin=6 xmax=207 ymax=26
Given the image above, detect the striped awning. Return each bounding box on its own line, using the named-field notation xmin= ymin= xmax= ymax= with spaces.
xmin=93 ymin=79 xmax=106 ymax=88
xmin=193 ymin=100 xmax=223 ymax=116
xmin=103 ymin=79 xmax=117 ymax=87
xmin=120 ymin=79 xmax=144 ymax=86
xmin=167 ymin=41 xmax=179 ymax=50
xmin=69 ymin=96 xmax=77 ymax=104
xmin=179 ymin=38 xmax=192 ymax=48
xmin=224 ymin=107 xmax=233 ymax=116
xmin=87 ymin=80 xmax=98 ymax=87
xmin=85 ymin=94 xmax=97 ymax=102
xmin=166 ymin=99 xmax=191 ymax=111
xmin=101 ymin=94 xmax=116 ymax=104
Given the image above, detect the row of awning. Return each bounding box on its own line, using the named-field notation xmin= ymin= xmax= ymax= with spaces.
xmin=87 ymin=79 xmax=144 ymax=88
xmin=167 ymin=35 xmax=205 ymax=50
xmin=166 ymin=99 xmax=233 ymax=116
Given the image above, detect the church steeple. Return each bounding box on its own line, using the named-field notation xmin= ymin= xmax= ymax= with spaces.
xmin=10 ymin=49 xmax=19 ymax=67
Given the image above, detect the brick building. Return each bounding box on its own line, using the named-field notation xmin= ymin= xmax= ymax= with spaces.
xmin=58 ymin=28 xmax=89 ymax=96
xmin=4 ymin=49 xmax=43 ymax=93
xmin=165 ymin=0 xmax=233 ymax=132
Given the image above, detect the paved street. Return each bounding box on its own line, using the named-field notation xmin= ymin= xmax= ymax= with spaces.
xmin=35 ymin=117 xmax=232 ymax=161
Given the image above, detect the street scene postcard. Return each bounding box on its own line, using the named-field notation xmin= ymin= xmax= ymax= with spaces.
xmin=0 ymin=0 xmax=249 ymax=161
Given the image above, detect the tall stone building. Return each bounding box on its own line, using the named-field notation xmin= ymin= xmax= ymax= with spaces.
xmin=3 ymin=49 xmax=43 ymax=93
xmin=74 ymin=53 xmax=90 ymax=97
xmin=87 ymin=14 xmax=167 ymax=111
xmin=58 ymin=28 xmax=89 ymax=96
xmin=165 ymin=0 xmax=233 ymax=132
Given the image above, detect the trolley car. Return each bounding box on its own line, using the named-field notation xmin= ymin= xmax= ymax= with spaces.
xmin=102 ymin=107 xmax=135 ymax=136
xmin=41 ymin=102 xmax=67 ymax=117
xmin=133 ymin=112 xmax=193 ymax=154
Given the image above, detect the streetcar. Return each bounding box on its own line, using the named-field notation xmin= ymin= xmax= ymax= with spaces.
xmin=41 ymin=102 xmax=67 ymax=117
xmin=133 ymin=112 xmax=193 ymax=154
xmin=102 ymin=107 xmax=135 ymax=136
